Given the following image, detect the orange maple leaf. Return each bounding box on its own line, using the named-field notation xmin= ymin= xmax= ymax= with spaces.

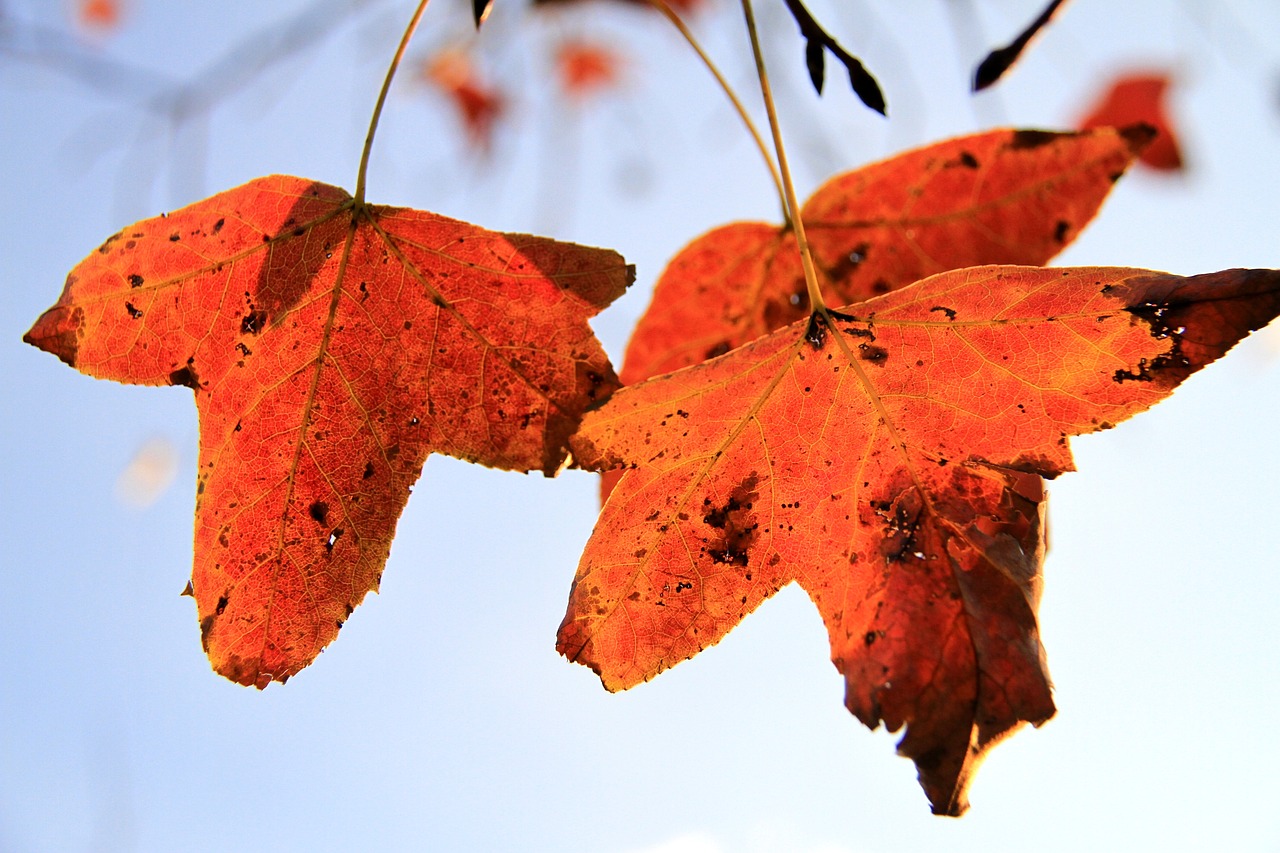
xmin=620 ymin=127 xmax=1153 ymax=385
xmin=1079 ymin=72 xmax=1183 ymax=171
xmin=602 ymin=126 xmax=1152 ymax=500
xmin=25 ymin=175 xmax=631 ymax=687
xmin=561 ymin=265 xmax=1280 ymax=814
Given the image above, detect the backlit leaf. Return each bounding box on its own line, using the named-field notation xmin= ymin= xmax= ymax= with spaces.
xmin=561 ymin=265 xmax=1280 ymax=813
xmin=619 ymin=127 xmax=1151 ymax=387
xmin=26 ymin=175 xmax=630 ymax=687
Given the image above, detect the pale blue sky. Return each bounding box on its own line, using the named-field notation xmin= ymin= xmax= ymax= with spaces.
xmin=2 ymin=1 xmax=1278 ymax=850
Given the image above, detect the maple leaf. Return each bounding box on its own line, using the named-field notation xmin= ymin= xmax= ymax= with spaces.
xmin=1079 ymin=72 xmax=1184 ymax=172
xmin=619 ymin=126 xmax=1152 ymax=386
xmin=560 ymin=265 xmax=1280 ymax=814
xmin=601 ymin=127 xmax=1152 ymax=501
xmin=25 ymin=174 xmax=631 ymax=687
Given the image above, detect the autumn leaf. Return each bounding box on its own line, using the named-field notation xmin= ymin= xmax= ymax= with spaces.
xmin=560 ymin=265 xmax=1280 ymax=814
xmin=619 ymin=126 xmax=1152 ymax=386
xmin=25 ymin=174 xmax=631 ymax=687
xmin=1079 ymin=72 xmax=1184 ymax=172
xmin=600 ymin=127 xmax=1152 ymax=501
xmin=421 ymin=47 xmax=506 ymax=154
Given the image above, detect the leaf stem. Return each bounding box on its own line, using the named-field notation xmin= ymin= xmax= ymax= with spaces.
xmin=647 ymin=0 xmax=787 ymax=223
xmin=739 ymin=0 xmax=827 ymax=313
xmin=355 ymin=0 xmax=432 ymax=206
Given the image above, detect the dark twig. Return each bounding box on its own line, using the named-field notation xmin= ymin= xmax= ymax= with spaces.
xmin=972 ymin=0 xmax=1068 ymax=92
xmin=781 ymin=0 xmax=886 ymax=115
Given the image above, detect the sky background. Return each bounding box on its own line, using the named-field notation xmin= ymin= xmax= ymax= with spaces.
xmin=2 ymin=1 xmax=1279 ymax=851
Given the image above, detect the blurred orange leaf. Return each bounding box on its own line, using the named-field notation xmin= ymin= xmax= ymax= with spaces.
xmin=76 ymin=0 xmax=123 ymax=31
xmin=556 ymin=39 xmax=622 ymax=100
xmin=422 ymin=47 xmax=506 ymax=152
xmin=1079 ymin=72 xmax=1184 ymax=171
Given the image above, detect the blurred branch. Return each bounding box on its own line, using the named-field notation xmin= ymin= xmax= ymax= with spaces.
xmin=0 ymin=0 xmax=388 ymax=203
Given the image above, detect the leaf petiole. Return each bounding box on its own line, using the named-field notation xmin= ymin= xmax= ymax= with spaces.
xmin=354 ymin=0 xmax=433 ymax=207
xmin=739 ymin=0 xmax=828 ymax=314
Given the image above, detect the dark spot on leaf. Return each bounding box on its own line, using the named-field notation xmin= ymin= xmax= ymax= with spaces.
xmin=805 ymin=312 xmax=830 ymax=349
xmin=212 ymin=218 xmax=225 ymax=234
xmin=363 ymin=462 xmax=375 ymax=479
xmin=168 ymin=232 xmax=181 ymax=242
xmin=858 ymin=343 xmax=889 ymax=364
xmin=216 ymin=595 xmax=229 ymax=616
xmin=957 ymin=151 xmax=979 ymax=169
xmin=1054 ymin=220 xmax=1070 ymax=243
xmin=1008 ymin=129 xmax=1059 ymax=150
xmin=309 ymin=501 xmax=329 ymax=524
xmin=241 ymin=309 xmax=268 ymax=334
xmin=929 ymin=306 xmax=957 ymax=321
xmin=169 ymin=363 xmax=199 ymax=389
xmin=1120 ymin=122 xmax=1158 ymax=152
xmin=703 ymin=475 xmax=760 ymax=567
xmin=705 ymin=341 xmax=731 ymax=359
xmin=128 ymin=274 xmax=145 ymax=288
xmin=864 ymin=631 xmax=877 ymax=646
xmin=125 ymin=302 xmax=143 ymax=320
xmin=97 ymin=231 xmax=122 ymax=254
xmin=824 ymin=242 xmax=870 ymax=282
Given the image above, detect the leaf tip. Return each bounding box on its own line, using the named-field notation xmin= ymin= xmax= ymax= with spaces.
xmin=24 ymin=305 xmax=83 ymax=368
